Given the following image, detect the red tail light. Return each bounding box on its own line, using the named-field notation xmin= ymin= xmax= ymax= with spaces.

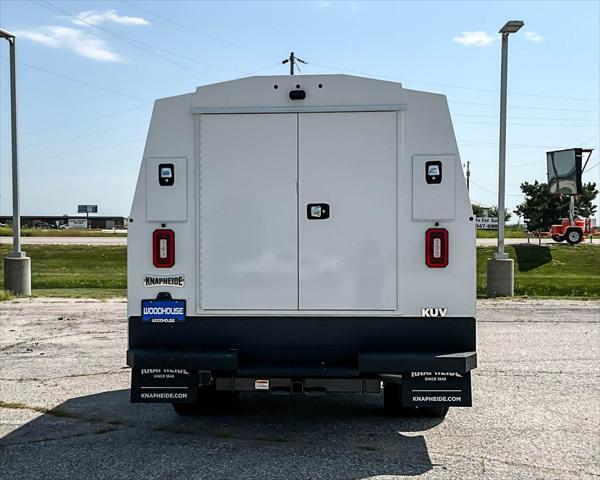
xmin=153 ymin=229 xmax=175 ymax=268
xmin=425 ymin=228 xmax=448 ymax=268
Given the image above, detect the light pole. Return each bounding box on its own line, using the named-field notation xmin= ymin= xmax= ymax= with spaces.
xmin=486 ymin=20 xmax=523 ymax=297
xmin=1 ymin=27 xmax=31 ymax=295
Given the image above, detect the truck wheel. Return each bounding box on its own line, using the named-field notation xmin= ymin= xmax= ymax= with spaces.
xmin=172 ymin=402 xmax=201 ymax=415
xmin=172 ymin=386 xmax=239 ymax=415
xmin=383 ymin=383 xmax=449 ymax=418
xmin=551 ymin=234 xmax=564 ymax=242
xmin=565 ymin=228 xmax=583 ymax=245
xmin=383 ymin=382 xmax=412 ymax=416
xmin=416 ymin=405 xmax=449 ymax=418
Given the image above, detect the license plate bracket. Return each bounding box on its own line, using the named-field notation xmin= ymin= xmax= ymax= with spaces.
xmin=141 ymin=299 xmax=186 ymax=323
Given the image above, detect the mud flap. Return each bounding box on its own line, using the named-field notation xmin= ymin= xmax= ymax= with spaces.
xmin=131 ymin=368 xmax=198 ymax=403
xmin=402 ymin=371 xmax=472 ymax=407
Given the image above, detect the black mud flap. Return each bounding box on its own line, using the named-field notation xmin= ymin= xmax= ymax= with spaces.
xmin=402 ymin=371 xmax=472 ymax=407
xmin=131 ymin=368 xmax=198 ymax=403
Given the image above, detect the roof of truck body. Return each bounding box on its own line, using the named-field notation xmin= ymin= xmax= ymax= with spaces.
xmin=154 ymin=74 xmax=446 ymax=112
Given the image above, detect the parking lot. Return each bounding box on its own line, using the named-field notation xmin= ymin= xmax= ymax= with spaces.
xmin=1 ymin=298 xmax=598 ymax=479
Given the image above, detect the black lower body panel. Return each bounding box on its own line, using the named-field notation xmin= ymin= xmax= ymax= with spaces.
xmin=128 ymin=315 xmax=476 ymax=367
xmin=128 ymin=315 xmax=476 ymax=406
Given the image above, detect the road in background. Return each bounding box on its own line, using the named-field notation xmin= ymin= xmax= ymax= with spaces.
xmin=1 ymin=298 xmax=598 ymax=479
xmin=0 ymin=236 xmax=127 ymax=245
xmin=2 ymin=236 xmax=598 ymax=247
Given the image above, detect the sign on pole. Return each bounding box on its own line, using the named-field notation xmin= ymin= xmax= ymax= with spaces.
xmin=78 ymin=205 xmax=98 ymax=214
xmin=546 ymin=149 xmax=582 ymax=196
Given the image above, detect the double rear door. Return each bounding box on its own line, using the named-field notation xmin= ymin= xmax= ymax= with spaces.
xmin=199 ymin=111 xmax=397 ymax=311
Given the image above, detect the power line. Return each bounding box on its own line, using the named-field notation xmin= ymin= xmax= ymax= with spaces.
xmin=30 ymin=0 xmax=600 ymax=110
xmin=21 ymin=155 xmax=137 ymax=174
xmin=2 ymin=121 xmax=149 ymax=150
xmin=118 ymin=3 xmax=600 ymax=104
xmin=307 ymin=61 xmax=600 ymax=103
xmin=471 ymin=198 xmax=492 ymax=208
xmin=0 ymin=55 xmax=149 ymax=102
xmin=39 ymin=1 xmax=278 ymax=80
xmin=122 ymin=0 xmax=278 ymax=59
xmin=244 ymin=62 xmax=285 ymax=76
xmin=1 ymin=138 xmax=145 ymax=165
xmin=449 ymin=99 xmax=597 ymax=114
xmin=454 ymin=120 xmax=599 ymax=127
xmin=465 ymin=134 xmax=599 ymax=170
xmin=1 ymin=104 xmax=153 ymax=139
xmin=453 ymin=113 xmax=599 ymax=122
xmin=579 ymin=134 xmax=600 ymax=146
xmin=459 ymin=141 xmax=564 ymax=149
xmin=35 ymin=1 xmax=224 ymax=80
xmin=293 ymin=59 xmax=599 ymax=112
xmin=470 ymin=180 xmax=523 ymax=197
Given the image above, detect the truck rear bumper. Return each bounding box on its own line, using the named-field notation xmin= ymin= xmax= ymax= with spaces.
xmin=127 ymin=348 xmax=475 ymax=406
xmin=126 ymin=348 xmax=477 ymax=375
xmin=127 ymin=315 xmax=476 ymax=406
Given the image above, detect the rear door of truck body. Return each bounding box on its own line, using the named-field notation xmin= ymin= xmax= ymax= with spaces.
xmin=298 ymin=112 xmax=397 ymax=310
xmin=199 ymin=111 xmax=397 ymax=312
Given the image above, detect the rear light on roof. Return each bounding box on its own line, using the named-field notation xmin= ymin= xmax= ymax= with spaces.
xmin=425 ymin=228 xmax=448 ymax=268
xmin=153 ymin=229 xmax=175 ymax=268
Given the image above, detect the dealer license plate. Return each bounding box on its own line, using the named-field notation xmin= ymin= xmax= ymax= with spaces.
xmin=141 ymin=299 xmax=186 ymax=323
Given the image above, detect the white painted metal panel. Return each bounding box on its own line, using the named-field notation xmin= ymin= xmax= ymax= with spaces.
xmin=412 ymin=154 xmax=456 ymax=221
xmin=298 ymin=112 xmax=397 ymax=310
xmin=200 ymin=114 xmax=298 ymax=310
xmin=146 ymin=157 xmax=187 ymax=222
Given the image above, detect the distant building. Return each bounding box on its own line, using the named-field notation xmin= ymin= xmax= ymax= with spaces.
xmin=0 ymin=215 xmax=128 ymax=229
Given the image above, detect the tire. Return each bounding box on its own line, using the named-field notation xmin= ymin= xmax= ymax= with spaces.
xmin=384 ymin=382 xmax=412 ymax=416
xmin=565 ymin=228 xmax=583 ymax=245
xmin=416 ymin=405 xmax=450 ymax=418
xmin=172 ymin=386 xmax=239 ymax=415
xmin=551 ymin=234 xmax=564 ymax=242
xmin=383 ymin=382 xmax=449 ymax=418
xmin=172 ymin=402 xmax=202 ymax=415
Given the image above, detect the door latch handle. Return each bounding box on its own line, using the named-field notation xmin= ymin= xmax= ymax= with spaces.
xmin=307 ymin=203 xmax=330 ymax=220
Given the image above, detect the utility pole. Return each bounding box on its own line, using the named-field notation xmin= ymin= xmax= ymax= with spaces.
xmin=465 ymin=161 xmax=471 ymax=192
xmin=281 ymin=51 xmax=307 ymax=75
xmin=1 ymin=27 xmax=31 ymax=295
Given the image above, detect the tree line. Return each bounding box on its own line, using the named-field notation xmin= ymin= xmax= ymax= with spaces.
xmin=472 ymin=181 xmax=598 ymax=232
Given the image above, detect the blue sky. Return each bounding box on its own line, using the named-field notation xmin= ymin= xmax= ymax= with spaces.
xmin=0 ymin=0 xmax=598 ymax=218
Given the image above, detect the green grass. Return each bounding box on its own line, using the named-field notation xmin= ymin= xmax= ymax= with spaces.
xmin=31 ymin=288 xmax=126 ymax=299
xmin=477 ymin=244 xmax=600 ymax=298
xmin=1 ymin=244 xmax=599 ymax=300
xmin=476 ymin=229 xmax=527 ymax=238
xmin=0 ymin=245 xmax=126 ymax=298
xmin=0 ymin=290 xmax=13 ymax=302
xmin=0 ymin=227 xmax=126 ymax=237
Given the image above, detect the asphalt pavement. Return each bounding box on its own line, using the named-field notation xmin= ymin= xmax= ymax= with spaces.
xmin=0 ymin=298 xmax=599 ymax=479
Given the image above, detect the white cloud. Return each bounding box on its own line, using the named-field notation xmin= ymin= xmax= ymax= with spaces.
xmin=64 ymin=9 xmax=149 ymax=27
xmin=524 ymin=31 xmax=543 ymax=43
xmin=453 ymin=31 xmax=499 ymax=47
xmin=15 ymin=26 xmax=124 ymax=62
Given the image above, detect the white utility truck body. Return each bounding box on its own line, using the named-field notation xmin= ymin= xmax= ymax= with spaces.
xmin=127 ymin=75 xmax=477 ymax=416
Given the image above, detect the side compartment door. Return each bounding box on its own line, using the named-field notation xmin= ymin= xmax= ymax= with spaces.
xmin=298 ymin=112 xmax=397 ymax=310
xmin=199 ymin=114 xmax=298 ymax=310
